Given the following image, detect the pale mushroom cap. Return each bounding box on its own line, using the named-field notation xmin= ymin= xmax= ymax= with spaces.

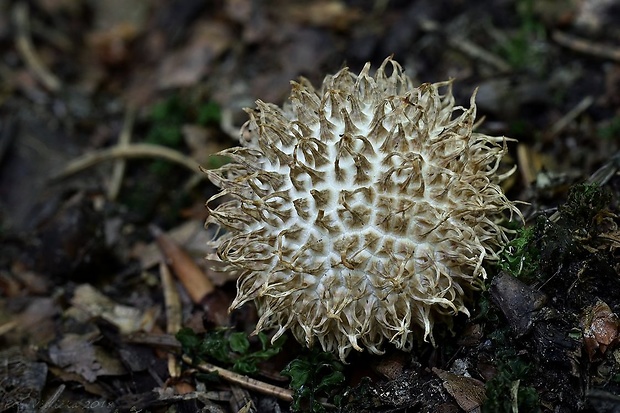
xmin=205 ymin=57 xmax=520 ymax=360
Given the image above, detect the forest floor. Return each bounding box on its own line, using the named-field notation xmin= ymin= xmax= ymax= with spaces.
xmin=1 ymin=0 xmax=620 ymax=412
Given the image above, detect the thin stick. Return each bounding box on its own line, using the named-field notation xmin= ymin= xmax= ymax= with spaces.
xmin=160 ymin=262 xmax=183 ymax=378
xmin=553 ymin=30 xmax=620 ymax=62
xmin=548 ymin=95 xmax=594 ymax=137
xmin=52 ymin=143 xmax=203 ymax=181
xmin=0 ymin=321 xmax=17 ymax=336
xmin=108 ymin=105 xmax=137 ymax=200
xmin=588 ymin=152 xmax=620 ymax=186
xmin=39 ymin=384 xmax=66 ymax=413
xmin=419 ymin=18 xmax=511 ymax=73
xmin=13 ymin=2 xmax=61 ymax=91
xmin=182 ymin=354 xmax=294 ymax=403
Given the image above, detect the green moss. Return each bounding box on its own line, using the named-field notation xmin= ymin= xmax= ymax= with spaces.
xmin=558 ymin=183 xmax=612 ymax=232
xmin=488 ymin=183 xmax=616 ymax=411
xmin=535 ymin=184 xmax=612 ymax=279
xmin=482 ymin=329 xmax=541 ymax=413
xmin=499 ymin=225 xmax=539 ymax=280
xmin=146 ymin=96 xmax=222 ymax=146
xmin=145 ymin=95 xmax=221 ymax=176
xmin=176 ymin=327 xmax=285 ymax=375
xmin=197 ymin=101 xmax=222 ymax=126
xmin=146 ymin=96 xmax=186 ymax=148
xmin=282 ymin=349 xmax=345 ymax=412
xmin=120 ymin=96 xmax=225 ymax=219
xmin=495 ymin=0 xmax=547 ymax=72
xmin=144 ymin=95 xmax=223 ymax=175
xmin=499 ymin=183 xmax=612 ymax=283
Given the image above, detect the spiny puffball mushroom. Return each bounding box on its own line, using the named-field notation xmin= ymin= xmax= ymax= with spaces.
xmin=204 ymin=57 xmax=521 ymax=361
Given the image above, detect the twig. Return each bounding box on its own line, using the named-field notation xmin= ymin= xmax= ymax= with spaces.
xmin=0 ymin=321 xmax=17 ymax=336
xmin=552 ymin=30 xmax=620 ymax=62
xmin=39 ymin=384 xmax=65 ymax=413
xmin=108 ymin=105 xmax=137 ymax=200
xmin=13 ymin=2 xmax=61 ymax=91
xmin=51 ymin=143 xmax=203 ymax=181
xmin=516 ymin=144 xmax=540 ymax=186
xmin=160 ymin=263 xmax=183 ymax=334
xmin=548 ymin=95 xmax=594 ymax=137
xmin=182 ymin=354 xmax=294 ymax=403
xmin=124 ymin=331 xmax=182 ymax=350
xmin=154 ymin=387 xmax=228 ymax=412
xmin=588 ymin=152 xmax=620 ymax=186
xmin=419 ymin=18 xmax=511 ymax=73
xmin=160 ymin=262 xmax=182 ymax=378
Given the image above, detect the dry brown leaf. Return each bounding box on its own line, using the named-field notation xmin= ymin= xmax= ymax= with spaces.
xmin=581 ymin=300 xmax=620 ymax=361
xmin=151 ymin=225 xmax=215 ymax=303
xmin=48 ymin=334 xmax=126 ymax=382
xmin=373 ymin=352 xmax=407 ymax=380
xmin=68 ymin=284 xmax=153 ymax=334
xmin=433 ymin=368 xmax=486 ymax=412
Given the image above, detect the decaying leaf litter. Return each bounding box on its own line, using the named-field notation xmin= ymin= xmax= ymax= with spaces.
xmin=1 ymin=0 xmax=620 ymax=412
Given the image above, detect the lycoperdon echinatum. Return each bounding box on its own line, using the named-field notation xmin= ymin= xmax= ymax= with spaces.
xmin=204 ymin=57 xmax=521 ymax=361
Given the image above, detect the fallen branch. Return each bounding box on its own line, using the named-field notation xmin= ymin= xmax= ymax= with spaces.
xmin=419 ymin=18 xmax=511 ymax=73
xmin=160 ymin=262 xmax=183 ymax=378
xmin=552 ymin=31 xmax=620 ymax=62
xmin=548 ymin=95 xmax=594 ymax=137
xmin=51 ymin=143 xmax=204 ymax=181
xmin=181 ymin=354 xmax=294 ymax=403
xmin=108 ymin=106 xmax=137 ymax=200
xmin=13 ymin=2 xmax=61 ymax=91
